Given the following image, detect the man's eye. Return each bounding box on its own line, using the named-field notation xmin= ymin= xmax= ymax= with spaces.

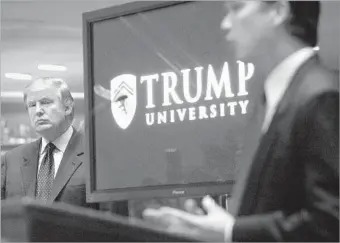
xmin=41 ymin=100 xmax=52 ymax=105
xmin=28 ymin=103 xmax=36 ymax=108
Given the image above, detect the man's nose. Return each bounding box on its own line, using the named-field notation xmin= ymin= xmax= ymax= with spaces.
xmin=220 ymin=15 xmax=232 ymax=31
xmin=35 ymin=103 xmax=44 ymax=115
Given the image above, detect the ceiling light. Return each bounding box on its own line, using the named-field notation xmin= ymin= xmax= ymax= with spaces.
xmin=38 ymin=64 xmax=67 ymax=71
xmin=0 ymin=92 xmax=24 ymax=98
xmin=5 ymin=73 xmax=32 ymax=80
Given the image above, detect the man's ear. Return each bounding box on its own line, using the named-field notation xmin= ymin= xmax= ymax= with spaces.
xmin=65 ymin=106 xmax=72 ymax=116
xmin=64 ymin=98 xmax=73 ymax=116
xmin=270 ymin=1 xmax=291 ymax=27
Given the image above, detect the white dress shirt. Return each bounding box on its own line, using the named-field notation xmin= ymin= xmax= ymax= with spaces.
xmin=225 ymin=47 xmax=316 ymax=242
xmin=261 ymin=47 xmax=316 ymax=132
xmin=38 ymin=126 xmax=73 ymax=178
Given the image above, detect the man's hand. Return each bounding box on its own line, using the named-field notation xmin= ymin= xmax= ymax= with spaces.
xmin=143 ymin=196 xmax=235 ymax=242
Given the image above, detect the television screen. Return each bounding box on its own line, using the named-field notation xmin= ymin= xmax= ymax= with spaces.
xmin=83 ymin=1 xmax=261 ymax=202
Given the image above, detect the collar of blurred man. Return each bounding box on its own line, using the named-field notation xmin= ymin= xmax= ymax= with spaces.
xmin=261 ymin=46 xmax=316 ymax=133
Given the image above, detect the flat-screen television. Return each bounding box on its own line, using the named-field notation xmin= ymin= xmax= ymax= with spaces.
xmin=83 ymin=1 xmax=260 ymax=202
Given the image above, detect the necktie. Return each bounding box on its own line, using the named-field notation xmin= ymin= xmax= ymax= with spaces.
xmin=229 ymin=91 xmax=267 ymax=215
xmin=36 ymin=142 xmax=56 ymax=201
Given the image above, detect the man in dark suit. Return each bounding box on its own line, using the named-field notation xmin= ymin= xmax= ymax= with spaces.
xmin=143 ymin=1 xmax=339 ymax=241
xmin=1 ymin=77 xmax=96 ymax=209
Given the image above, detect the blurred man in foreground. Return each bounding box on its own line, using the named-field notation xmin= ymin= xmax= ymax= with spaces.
xmin=144 ymin=1 xmax=339 ymax=241
xmin=1 ymin=77 xmax=96 ymax=208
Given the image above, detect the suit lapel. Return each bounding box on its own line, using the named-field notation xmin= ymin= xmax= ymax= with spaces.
xmin=21 ymin=139 xmax=41 ymax=198
xmin=236 ymin=55 xmax=318 ymax=215
xmin=50 ymin=130 xmax=83 ymax=201
xmin=229 ymin=93 xmax=265 ymax=215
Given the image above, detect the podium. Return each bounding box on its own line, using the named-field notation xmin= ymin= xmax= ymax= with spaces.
xmin=1 ymin=198 xmax=200 ymax=242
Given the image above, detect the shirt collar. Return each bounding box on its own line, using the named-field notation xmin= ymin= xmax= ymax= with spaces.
xmin=40 ymin=126 xmax=74 ymax=154
xmin=264 ymin=47 xmax=316 ymax=109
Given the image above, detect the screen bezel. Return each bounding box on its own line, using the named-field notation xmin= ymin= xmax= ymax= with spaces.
xmin=83 ymin=1 xmax=234 ymax=203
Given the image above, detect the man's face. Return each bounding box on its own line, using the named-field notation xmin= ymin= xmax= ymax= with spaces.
xmin=26 ymin=85 xmax=68 ymax=136
xmin=221 ymin=1 xmax=275 ymax=61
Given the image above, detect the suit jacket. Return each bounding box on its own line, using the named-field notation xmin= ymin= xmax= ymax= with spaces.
xmin=1 ymin=128 xmax=97 ymax=209
xmin=231 ymin=56 xmax=339 ymax=242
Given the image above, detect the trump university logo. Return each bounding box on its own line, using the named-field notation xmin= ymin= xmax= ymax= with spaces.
xmin=94 ymin=61 xmax=254 ymax=130
xmin=109 ymin=74 xmax=137 ymax=130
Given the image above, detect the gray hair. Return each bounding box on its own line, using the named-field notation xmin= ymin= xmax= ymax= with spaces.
xmin=23 ymin=77 xmax=75 ymax=121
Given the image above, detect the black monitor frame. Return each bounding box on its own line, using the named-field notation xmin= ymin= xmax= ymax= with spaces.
xmin=83 ymin=1 xmax=234 ymax=203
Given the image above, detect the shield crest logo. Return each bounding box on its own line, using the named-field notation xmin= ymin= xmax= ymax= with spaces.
xmin=110 ymin=74 xmax=137 ymax=130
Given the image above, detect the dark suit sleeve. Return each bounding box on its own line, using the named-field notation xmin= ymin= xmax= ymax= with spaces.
xmin=232 ymin=92 xmax=339 ymax=242
xmin=1 ymin=153 xmax=7 ymax=200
